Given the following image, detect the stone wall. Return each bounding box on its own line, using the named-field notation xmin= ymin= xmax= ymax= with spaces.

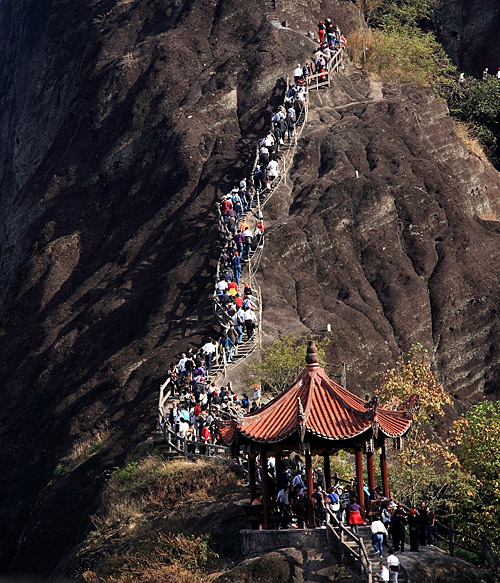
xmin=241 ymin=527 xmax=327 ymax=556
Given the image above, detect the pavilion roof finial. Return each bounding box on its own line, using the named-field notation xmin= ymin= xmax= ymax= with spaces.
xmin=305 ymin=340 xmax=320 ymax=366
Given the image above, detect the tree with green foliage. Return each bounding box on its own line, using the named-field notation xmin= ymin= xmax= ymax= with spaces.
xmin=382 ymin=0 xmax=438 ymax=28
xmin=449 ymin=77 xmax=500 ymax=167
xmin=349 ymin=0 xmax=456 ymax=89
xmin=246 ymin=334 xmax=331 ymax=395
xmin=376 ymin=344 xmax=468 ymax=508
xmin=449 ymin=401 xmax=500 ymax=545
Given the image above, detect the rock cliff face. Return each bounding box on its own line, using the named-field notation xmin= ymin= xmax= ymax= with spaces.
xmin=435 ymin=0 xmax=500 ymax=74
xmin=0 ymin=0 xmax=353 ymax=574
xmin=0 ymin=0 xmax=499 ymax=576
xmin=260 ymin=73 xmax=500 ymax=408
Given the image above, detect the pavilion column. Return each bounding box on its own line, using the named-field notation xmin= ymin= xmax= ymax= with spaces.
xmin=380 ymin=442 xmax=390 ymax=498
xmin=323 ymin=450 xmax=332 ymax=491
xmin=355 ymin=448 xmax=365 ymax=519
xmin=260 ymin=447 xmax=270 ymax=529
xmin=248 ymin=444 xmax=257 ymax=503
xmin=305 ymin=449 xmax=315 ymax=527
xmin=366 ymin=451 xmax=376 ymax=493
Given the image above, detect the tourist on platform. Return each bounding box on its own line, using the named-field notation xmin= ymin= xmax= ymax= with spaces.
xmin=391 ymin=508 xmax=407 ymax=552
xmin=348 ymin=498 xmax=364 ymax=535
xmin=407 ymin=509 xmax=420 ymax=552
xmin=425 ymin=506 xmax=436 ymax=546
xmin=312 ymin=485 xmax=326 ymax=523
xmin=418 ymin=501 xmax=427 ymax=545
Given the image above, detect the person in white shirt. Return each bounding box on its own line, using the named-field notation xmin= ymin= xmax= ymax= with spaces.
xmin=177 ymin=353 xmax=187 ymax=379
xmin=242 ymin=227 xmax=253 ymax=258
xmin=243 ymin=308 xmax=257 ymax=339
xmin=267 ymin=159 xmax=279 ymax=179
xmin=202 ymin=339 xmax=217 ymax=373
xmin=386 ymin=549 xmax=400 ymax=583
xmin=371 ymin=517 xmax=388 ymax=556
xmin=293 ymin=63 xmax=302 ymax=83
xmin=216 ymin=279 xmax=228 ymax=293
xmin=378 ymin=562 xmax=390 ymax=582
xmin=252 ymin=384 xmax=261 ymax=404
xmin=178 ymin=418 xmax=189 ymax=438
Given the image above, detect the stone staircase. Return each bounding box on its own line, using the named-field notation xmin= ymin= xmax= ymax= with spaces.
xmin=265 ymin=0 xmax=278 ymax=21
xmin=355 ymin=526 xmax=408 ymax=583
xmin=210 ymin=334 xmax=258 ymax=382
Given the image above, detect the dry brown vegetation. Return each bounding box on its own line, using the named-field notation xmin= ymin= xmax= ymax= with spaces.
xmin=455 ymin=121 xmax=489 ymax=163
xmin=54 ymin=422 xmax=112 ymax=475
xmin=347 ymin=27 xmax=455 ymax=87
xmin=68 ymin=455 xmax=241 ymax=583
xmin=94 ymin=455 xmax=239 ymax=527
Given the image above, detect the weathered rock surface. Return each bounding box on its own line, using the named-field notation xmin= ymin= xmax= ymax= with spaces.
xmin=401 ymin=546 xmax=486 ymax=583
xmin=215 ymin=547 xmax=353 ymax=583
xmin=260 ymin=68 xmax=500 ymax=415
xmin=435 ymin=0 xmax=500 ymax=75
xmin=0 ymin=0 xmax=354 ymax=574
xmin=0 ymin=0 xmax=499 ymax=577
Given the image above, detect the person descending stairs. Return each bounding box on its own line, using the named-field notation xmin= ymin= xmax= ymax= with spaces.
xmin=355 ymin=526 xmax=408 ymax=583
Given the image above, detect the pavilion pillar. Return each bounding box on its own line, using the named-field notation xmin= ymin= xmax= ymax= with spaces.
xmin=248 ymin=444 xmax=257 ymax=503
xmin=305 ymin=449 xmax=315 ymax=527
xmin=366 ymin=451 xmax=376 ymax=493
xmin=260 ymin=446 xmax=270 ymax=529
xmin=380 ymin=442 xmax=390 ymax=498
xmin=355 ymin=448 xmax=365 ymax=519
xmin=323 ymin=450 xmax=332 ymax=491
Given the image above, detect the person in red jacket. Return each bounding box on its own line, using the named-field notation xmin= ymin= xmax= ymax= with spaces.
xmin=201 ymin=423 xmax=212 ymax=455
xmin=318 ymin=20 xmax=326 ymax=43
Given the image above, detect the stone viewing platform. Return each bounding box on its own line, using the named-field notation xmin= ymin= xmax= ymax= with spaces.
xmin=241 ymin=526 xmax=327 ymax=556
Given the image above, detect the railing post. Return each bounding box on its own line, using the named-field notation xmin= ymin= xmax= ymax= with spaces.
xmin=481 ymin=536 xmax=488 ymax=563
xmin=449 ymin=521 xmax=455 ymax=556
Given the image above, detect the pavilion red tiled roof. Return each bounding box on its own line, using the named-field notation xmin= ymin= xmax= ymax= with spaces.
xmin=230 ymin=342 xmax=412 ymax=445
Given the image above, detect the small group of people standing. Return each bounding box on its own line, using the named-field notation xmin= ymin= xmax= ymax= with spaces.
xmin=372 ymin=500 xmax=435 ymax=555
xmin=296 ymin=19 xmax=345 ymax=87
xmin=481 ymin=67 xmax=500 ymax=81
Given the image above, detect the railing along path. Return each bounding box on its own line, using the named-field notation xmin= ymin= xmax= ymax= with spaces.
xmin=325 ymin=506 xmax=373 ymax=583
xmin=157 ymin=28 xmax=346 ymax=459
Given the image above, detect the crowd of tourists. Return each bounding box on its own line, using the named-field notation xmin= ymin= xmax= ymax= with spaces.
xmin=161 ymin=49 xmax=315 ymax=429
xmin=247 ymin=450 xmax=436 ymax=571
xmin=163 ymin=379 xmax=262 ymax=453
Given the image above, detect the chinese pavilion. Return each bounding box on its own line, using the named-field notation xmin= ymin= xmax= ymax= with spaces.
xmin=220 ymin=341 xmax=413 ymax=528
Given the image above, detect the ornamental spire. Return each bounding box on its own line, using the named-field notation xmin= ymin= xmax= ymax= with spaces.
xmin=305 ymin=340 xmax=320 ymax=366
